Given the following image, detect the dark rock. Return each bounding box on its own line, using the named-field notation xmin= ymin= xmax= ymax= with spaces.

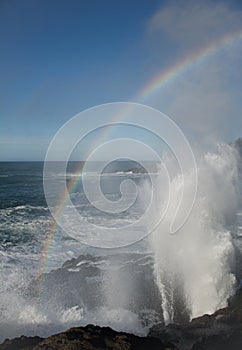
xmin=149 ymin=287 xmax=242 ymax=350
xmin=191 ymin=331 xmax=242 ymax=350
xmin=0 ymin=325 xmax=177 ymax=350
xmin=0 ymin=336 xmax=43 ymax=350
xmin=3 ymin=286 xmax=242 ymax=349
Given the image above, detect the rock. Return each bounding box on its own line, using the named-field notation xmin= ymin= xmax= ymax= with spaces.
xmin=0 ymin=335 xmax=43 ymax=350
xmin=149 ymin=287 xmax=242 ymax=350
xmin=0 ymin=325 xmax=177 ymax=350
xmin=2 ymin=288 xmax=242 ymax=350
xmin=191 ymin=332 xmax=242 ymax=350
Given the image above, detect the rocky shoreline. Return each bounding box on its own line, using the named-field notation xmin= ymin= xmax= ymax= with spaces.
xmin=0 ymin=325 xmax=176 ymax=350
xmin=1 ymin=288 xmax=242 ymax=350
xmin=148 ymin=286 xmax=242 ymax=350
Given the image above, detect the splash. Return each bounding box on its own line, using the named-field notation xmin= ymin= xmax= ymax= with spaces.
xmin=149 ymin=144 xmax=240 ymax=323
xmin=39 ymin=27 xmax=242 ymax=271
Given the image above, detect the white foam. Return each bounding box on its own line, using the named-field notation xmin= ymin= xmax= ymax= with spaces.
xmin=147 ymin=143 xmax=240 ymax=323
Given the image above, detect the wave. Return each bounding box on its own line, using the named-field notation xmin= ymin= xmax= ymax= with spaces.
xmin=0 ymin=252 xmax=161 ymax=342
xmin=0 ymin=145 xmax=241 ymax=341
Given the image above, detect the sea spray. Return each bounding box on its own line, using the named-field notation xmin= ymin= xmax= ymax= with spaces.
xmin=149 ymin=143 xmax=240 ymax=323
xmin=0 ymin=154 xmax=241 ymax=341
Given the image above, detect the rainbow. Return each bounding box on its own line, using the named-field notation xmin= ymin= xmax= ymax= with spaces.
xmin=137 ymin=30 xmax=242 ymax=102
xmin=38 ymin=162 xmax=85 ymax=279
xmin=38 ymin=29 xmax=242 ymax=280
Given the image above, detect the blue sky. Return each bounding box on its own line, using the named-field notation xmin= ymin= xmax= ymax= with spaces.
xmin=1 ymin=0 xmax=242 ymax=160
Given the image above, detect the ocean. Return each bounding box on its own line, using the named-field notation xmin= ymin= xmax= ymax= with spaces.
xmin=0 ymin=152 xmax=242 ymax=342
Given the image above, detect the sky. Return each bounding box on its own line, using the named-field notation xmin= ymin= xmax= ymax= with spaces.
xmin=1 ymin=0 xmax=242 ymax=160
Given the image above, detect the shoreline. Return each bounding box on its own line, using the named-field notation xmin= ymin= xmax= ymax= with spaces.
xmin=1 ymin=288 xmax=242 ymax=350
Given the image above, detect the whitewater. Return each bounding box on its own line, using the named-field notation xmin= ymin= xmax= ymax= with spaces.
xmin=0 ymin=143 xmax=241 ymax=342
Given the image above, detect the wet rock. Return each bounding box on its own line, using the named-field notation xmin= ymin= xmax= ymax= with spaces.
xmin=0 ymin=335 xmax=43 ymax=350
xmin=149 ymin=287 xmax=242 ymax=350
xmin=0 ymin=325 xmax=177 ymax=350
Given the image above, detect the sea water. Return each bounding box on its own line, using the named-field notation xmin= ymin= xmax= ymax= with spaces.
xmin=0 ymin=147 xmax=241 ymax=341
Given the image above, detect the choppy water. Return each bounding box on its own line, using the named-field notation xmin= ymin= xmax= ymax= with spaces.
xmin=0 ymin=154 xmax=242 ymax=342
xmin=0 ymin=161 xmax=159 ymax=341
